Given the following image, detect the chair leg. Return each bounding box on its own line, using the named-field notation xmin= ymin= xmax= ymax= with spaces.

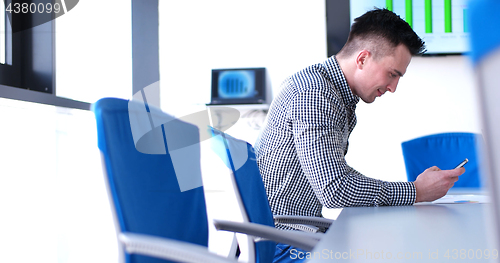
xmin=228 ymin=233 xmax=239 ymax=259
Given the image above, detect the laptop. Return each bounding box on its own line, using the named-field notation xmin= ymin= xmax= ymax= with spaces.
xmin=207 ymin=67 xmax=268 ymax=105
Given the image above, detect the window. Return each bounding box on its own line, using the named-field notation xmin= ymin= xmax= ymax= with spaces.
xmin=0 ymin=2 xmax=7 ymax=64
xmin=0 ymin=0 xmax=155 ymax=111
xmin=0 ymin=0 xmax=89 ymax=110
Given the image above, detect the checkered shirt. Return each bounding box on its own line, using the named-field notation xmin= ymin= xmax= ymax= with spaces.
xmin=254 ymin=56 xmax=416 ymax=230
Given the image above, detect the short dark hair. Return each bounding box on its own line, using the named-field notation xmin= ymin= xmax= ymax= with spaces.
xmin=338 ymin=8 xmax=426 ymax=58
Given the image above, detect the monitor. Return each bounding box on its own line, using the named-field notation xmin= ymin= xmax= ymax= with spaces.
xmin=326 ymin=0 xmax=470 ymax=57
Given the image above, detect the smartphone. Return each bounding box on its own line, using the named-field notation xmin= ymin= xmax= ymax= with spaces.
xmin=454 ymin=158 xmax=468 ymax=169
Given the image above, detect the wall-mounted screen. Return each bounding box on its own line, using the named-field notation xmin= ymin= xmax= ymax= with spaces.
xmin=208 ymin=67 xmax=267 ymax=105
xmin=326 ymin=0 xmax=470 ymax=56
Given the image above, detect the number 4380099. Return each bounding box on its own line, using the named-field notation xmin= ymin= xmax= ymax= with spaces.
xmin=5 ymin=2 xmax=62 ymax=14
xmin=443 ymin=249 xmax=498 ymax=260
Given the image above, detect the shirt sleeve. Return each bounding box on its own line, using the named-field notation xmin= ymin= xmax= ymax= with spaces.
xmin=289 ymin=90 xmax=416 ymax=208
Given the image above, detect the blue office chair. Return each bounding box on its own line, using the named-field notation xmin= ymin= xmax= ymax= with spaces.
xmin=401 ymin=132 xmax=484 ymax=188
xmin=206 ymin=127 xmax=331 ymax=263
xmin=93 ymin=98 xmax=236 ymax=263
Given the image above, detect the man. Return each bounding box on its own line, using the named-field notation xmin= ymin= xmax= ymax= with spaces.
xmin=254 ymin=8 xmax=464 ymax=262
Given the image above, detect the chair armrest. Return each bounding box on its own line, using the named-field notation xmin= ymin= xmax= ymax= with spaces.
xmin=273 ymin=215 xmax=333 ymax=229
xmin=213 ymin=219 xmax=320 ymax=251
xmin=119 ymin=232 xmax=237 ymax=263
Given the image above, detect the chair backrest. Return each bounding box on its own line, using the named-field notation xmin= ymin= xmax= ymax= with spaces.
xmin=206 ymin=127 xmax=275 ymax=263
xmin=401 ymin=132 xmax=484 ymax=188
xmin=93 ymin=98 xmax=208 ymax=263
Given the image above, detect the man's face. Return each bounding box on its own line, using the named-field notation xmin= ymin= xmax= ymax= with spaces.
xmin=352 ymin=44 xmax=412 ymax=103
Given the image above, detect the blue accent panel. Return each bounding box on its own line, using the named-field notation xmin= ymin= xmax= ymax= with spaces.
xmin=208 ymin=127 xmax=276 ymax=263
xmin=469 ymin=0 xmax=500 ymax=65
xmin=92 ymin=98 xmax=208 ymax=263
xmin=401 ymin=132 xmax=484 ymax=188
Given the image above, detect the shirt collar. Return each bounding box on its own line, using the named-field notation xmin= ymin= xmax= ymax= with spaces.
xmin=324 ymin=56 xmax=359 ymax=108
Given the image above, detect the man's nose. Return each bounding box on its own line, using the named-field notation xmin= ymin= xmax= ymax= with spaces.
xmin=387 ymin=79 xmax=400 ymax=93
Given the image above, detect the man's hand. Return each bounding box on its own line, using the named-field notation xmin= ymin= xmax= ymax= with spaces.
xmin=413 ymin=166 xmax=465 ymax=203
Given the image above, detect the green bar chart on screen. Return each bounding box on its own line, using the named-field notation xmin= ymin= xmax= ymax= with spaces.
xmin=425 ymin=0 xmax=433 ymax=33
xmin=445 ymin=0 xmax=452 ymax=33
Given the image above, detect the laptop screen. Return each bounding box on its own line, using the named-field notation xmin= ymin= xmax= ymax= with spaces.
xmin=209 ymin=67 xmax=267 ymax=105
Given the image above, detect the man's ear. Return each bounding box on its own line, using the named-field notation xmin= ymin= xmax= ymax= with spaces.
xmin=356 ymin=50 xmax=370 ymax=69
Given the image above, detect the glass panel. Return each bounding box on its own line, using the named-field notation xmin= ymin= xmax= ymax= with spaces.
xmin=0 ymin=1 xmax=5 ymax=64
xmin=55 ymin=0 xmax=132 ymax=104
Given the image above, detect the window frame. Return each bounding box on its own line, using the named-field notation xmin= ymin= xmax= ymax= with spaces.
xmin=0 ymin=0 xmax=159 ymax=111
xmin=0 ymin=0 xmax=90 ymax=110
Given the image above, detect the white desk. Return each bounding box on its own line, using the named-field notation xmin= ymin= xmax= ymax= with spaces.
xmin=447 ymin=187 xmax=488 ymax=195
xmin=308 ymin=203 xmax=497 ymax=262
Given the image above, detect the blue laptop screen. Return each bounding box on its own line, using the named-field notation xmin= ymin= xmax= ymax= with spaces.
xmin=210 ymin=67 xmax=266 ymax=105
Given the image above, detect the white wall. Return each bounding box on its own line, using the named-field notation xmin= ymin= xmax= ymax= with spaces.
xmin=55 ymin=0 xmax=132 ymax=104
xmin=158 ymin=0 xmax=327 ymax=120
xmin=0 ymin=98 xmax=117 ymax=263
